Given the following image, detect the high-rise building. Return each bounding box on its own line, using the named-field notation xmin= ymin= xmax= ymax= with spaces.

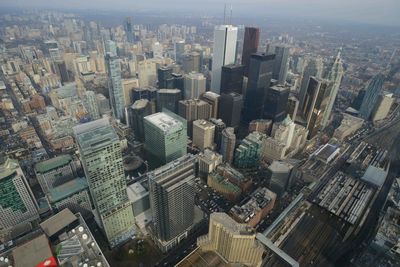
xmin=197 ymin=213 xmax=265 ymax=267
xmin=83 ymin=90 xmax=100 ymax=120
xmin=263 ymin=84 xmax=290 ymax=122
xmin=209 ymin=118 xmax=226 ymax=150
xmin=219 ymin=92 xmax=243 ymax=128
xmin=182 ymin=52 xmax=201 ymax=73
xmin=198 ymin=149 xmax=223 ymax=178
xmin=0 ymin=158 xmax=39 ymax=230
xmin=267 ymin=160 xmax=294 ymax=196
xmin=242 ymin=27 xmax=260 ymax=77
xmin=220 ymin=127 xmax=236 ymax=164
xmin=174 ymin=40 xmax=186 ymax=63
xmin=184 ymin=72 xmax=206 ymax=99
xmin=178 ymin=99 xmax=212 ymax=135
xmin=122 ymin=78 xmax=140 ymax=106
xmin=96 ymin=93 xmax=112 ymax=116
xmin=211 ymin=25 xmax=238 ymax=93
xmin=148 ymin=154 xmax=197 ymax=252
xmin=359 ymin=74 xmax=385 ymax=120
xmin=220 ymin=64 xmax=244 ymax=94
xmin=270 ymin=44 xmax=290 ymax=84
xmin=242 ymin=53 xmax=275 ymax=123
xmin=157 ymin=66 xmax=174 ymax=89
xmin=321 ymin=49 xmax=344 ymax=127
xmin=73 ymin=119 xmax=135 ymax=248
xmin=302 ymin=77 xmax=332 ymax=138
xmin=234 ymin=131 xmax=265 ymax=168
xmin=156 ymin=89 xmax=182 ymax=113
xmin=249 ymin=119 xmax=273 ymax=135
xmin=286 ymin=95 xmax=299 ymax=121
xmin=372 ymin=93 xmax=394 ymax=121
xmin=200 ymin=91 xmax=220 ymax=118
xmin=124 ymin=17 xmax=134 ymax=43
xmin=105 ymin=40 xmax=125 ymax=120
xmin=192 ymin=119 xmax=215 ymax=151
xmin=299 ymin=56 xmax=324 ymax=109
xmin=144 ymin=112 xmax=187 ymax=167
xmin=127 ymin=99 xmax=153 ymax=142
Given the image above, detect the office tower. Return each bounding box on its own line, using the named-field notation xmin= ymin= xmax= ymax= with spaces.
xmin=249 ymin=119 xmax=273 ymax=135
xmin=286 ymin=95 xmax=299 ymax=121
xmin=182 ymin=52 xmax=201 ymax=73
xmin=156 ymin=89 xmax=182 ymax=113
xmin=198 ymin=149 xmax=223 ymax=178
xmin=322 ymin=49 xmax=345 ymax=127
xmin=220 ymin=64 xmax=244 ymax=94
xmin=359 ymin=74 xmax=385 ymax=120
xmin=122 ymin=78 xmax=139 ymax=106
xmin=148 ymin=154 xmax=197 ymax=251
xmin=152 ymin=42 xmax=163 ymax=58
xmin=351 ymin=89 xmax=366 ymax=111
xmin=124 ymin=17 xmax=134 ymax=43
xmin=234 ymin=131 xmax=265 ymax=168
xmin=263 ymin=84 xmax=290 ymax=122
xmin=55 ymin=61 xmax=70 ymax=84
xmin=174 ymin=40 xmax=186 ymax=63
xmin=144 ymin=112 xmax=187 ymax=167
xmin=83 ymin=90 xmax=100 ymax=120
xmin=105 ymin=40 xmax=124 ymax=120
xmin=372 ymin=93 xmax=394 ymax=121
xmin=271 ymin=45 xmax=290 ymax=84
xmin=178 ymin=99 xmax=211 ymax=124
xmin=299 ymin=56 xmax=324 ymax=109
xmin=193 ymin=119 xmax=215 ymax=151
xmin=302 ymin=77 xmax=332 ymax=138
xmin=137 ymin=60 xmax=157 ymax=87
xmin=219 ymin=92 xmax=243 ymax=128
xmin=201 ymin=91 xmax=220 ymax=118
xmin=220 ymin=127 xmax=236 ymax=164
xmin=197 ymin=213 xmax=265 ymax=267
xmin=211 ymin=25 xmax=238 ymax=93
xmin=242 ymin=53 xmax=275 ymax=123
xmin=209 ymin=118 xmax=226 ymax=151
xmin=0 ymin=158 xmax=39 ymax=230
xmin=96 ymin=93 xmax=111 ymax=115
xmin=267 ymin=160 xmax=294 ymax=197
xmin=73 ymin=119 xmax=135 ymax=248
xmin=34 ymin=154 xmax=75 ymax=194
xmin=242 ymin=27 xmax=260 ymax=77
xmin=132 ymin=86 xmax=158 ymax=102
xmin=184 ymin=72 xmax=206 ymax=99
xmin=127 ymin=99 xmax=153 ymax=142
xmin=171 ymin=73 xmax=184 ymax=91
xmin=157 ymin=66 xmax=174 ymax=89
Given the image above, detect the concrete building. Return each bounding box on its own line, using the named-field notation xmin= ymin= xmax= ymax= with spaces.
xmin=121 ymin=78 xmax=139 ymax=106
xmin=137 ymin=60 xmax=157 ymax=87
xmin=270 ymin=44 xmax=290 ymax=84
xmin=220 ymin=127 xmax=236 ymax=164
xmin=127 ymin=99 xmax=153 ymax=142
xmin=207 ymin=172 xmax=242 ymax=201
xmin=209 ymin=118 xmax=226 ymax=150
xmin=219 ymin=92 xmax=243 ymax=128
xmin=144 ymin=112 xmax=187 ymax=167
xmin=359 ymin=74 xmax=385 ymax=120
xmin=230 ymin=187 xmax=276 ymax=228
xmin=372 ymin=93 xmax=394 ymax=122
xmin=267 ymin=161 xmax=294 ymax=196
xmin=249 ymin=119 xmax=273 ymax=135
xmin=73 ymin=119 xmax=135 ymax=248
xmin=200 ymin=91 xmax=220 ymax=119
xmin=184 ymin=72 xmax=206 ymax=99
xmin=211 ymin=25 xmax=238 ymax=93
xmin=216 ymin=164 xmax=252 ymax=193
xmin=286 ymin=95 xmax=299 ymax=121
xmin=198 ymin=149 xmax=223 ymax=178
xmin=263 ymin=84 xmax=290 ymax=122
xmin=156 ymin=89 xmax=181 ymax=113
xmin=148 ymin=154 xmax=199 ymax=252
xmin=197 ymin=213 xmax=265 ymax=267
xmin=192 ymin=119 xmax=215 ymax=151
xmin=234 ymin=131 xmax=265 ymax=168
xmin=127 ymin=182 xmax=150 ymax=217
xmin=299 ymin=56 xmax=324 ymax=109
xmin=0 ymin=158 xmax=39 ymax=231
xmin=182 ymin=52 xmax=201 ymax=73
xmin=333 ymin=113 xmax=364 ymax=141
xmin=34 ymin=154 xmax=75 ymax=194
xmin=178 ymin=99 xmax=211 ymax=136
xmin=83 ymin=90 xmax=100 ymax=120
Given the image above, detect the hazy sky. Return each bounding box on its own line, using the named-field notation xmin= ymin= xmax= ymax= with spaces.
xmin=2 ymin=0 xmax=400 ymax=26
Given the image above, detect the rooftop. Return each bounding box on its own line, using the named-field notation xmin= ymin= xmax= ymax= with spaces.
xmin=127 ymin=182 xmax=149 ymax=203
xmin=40 ymin=208 xmax=77 ymax=237
xmin=144 ymin=112 xmax=182 ymax=132
xmin=12 ymin=234 xmax=53 ymax=267
xmin=34 ymin=154 xmax=72 ymax=174
xmin=361 ymin=165 xmax=388 ymax=187
xmin=47 ymin=177 xmax=88 ymax=203
xmin=131 ymin=99 xmax=149 ymax=110
xmin=0 ymin=158 xmax=19 ymax=180
xmin=211 ymin=212 xmax=254 ymax=235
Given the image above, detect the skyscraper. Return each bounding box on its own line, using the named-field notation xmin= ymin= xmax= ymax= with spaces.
xmin=321 ymin=49 xmax=344 ymax=127
xmin=211 ymin=25 xmax=238 ymax=93
xmin=193 ymin=119 xmax=215 ymax=151
xmin=178 ymin=99 xmax=211 ymax=124
xmin=157 ymin=66 xmax=174 ymax=89
xmin=242 ymin=27 xmax=260 ymax=77
xmin=148 ymin=154 xmax=197 ymax=251
xmin=263 ymin=84 xmax=290 ymax=122
xmin=271 ymin=44 xmax=290 ymax=84
xmin=234 ymin=131 xmax=265 ymax=168
xmin=220 ymin=127 xmax=236 ymax=164
xmin=220 ymin=64 xmax=244 ymax=94
xmin=359 ymin=74 xmax=385 ymax=120
xmin=174 ymin=40 xmax=186 ymax=63
xmin=209 ymin=118 xmax=226 ymax=151
xmin=124 ymin=17 xmax=134 ymax=43
xmin=200 ymin=91 xmax=220 ymax=118
xmin=127 ymin=99 xmax=153 ymax=142
xmin=156 ymin=89 xmax=182 ymax=113
xmin=0 ymin=158 xmax=39 ymax=230
xmin=299 ymin=56 xmax=324 ymax=109
xmin=286 ymin=95 xmax=299 ymax=121
xmin=219 ymin=92 xmax=243 ymax=128
xmin=144 ymin=112 xmax=187 ymax=167
xmin=242 ymin=53 xmax=275 ymax=123
xmin=105 ymin=40 xmax=125 ymax=120
xmin=73 ymin=119 xmax=135 ymax=248
xmin=182 ymin=51 xmax=201 ymax=73
xmin=184 ymin=72 xmax=206 ymax=99
xmin=302 ymin=77 xmax=332 ymax=138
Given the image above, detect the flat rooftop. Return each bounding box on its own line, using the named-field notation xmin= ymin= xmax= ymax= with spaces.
xmin=40 ymin=208 xmax=77 ymax=237
xmin=47 ymin=177 xmax=88 ymax=203
xmin=34 ymin=154 xmax=72 ymax=174
xmin=12 ymin=234 xmax=53 ymax=267
xmin=144 ymin=112 xmax=182 ymax=131
xmin=127 ymin=181 xmax=149 ymax=203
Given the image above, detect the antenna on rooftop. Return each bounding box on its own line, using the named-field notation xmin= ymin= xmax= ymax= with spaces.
xmin=230 ymin=5 xmax=233 ymax=25
xmin=223 ymin=3 xmax=226 ymax=24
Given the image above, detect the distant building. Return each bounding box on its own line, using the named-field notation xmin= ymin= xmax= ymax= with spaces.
xmin=219 ymin=92 xmax=243 ymax=128
xmin=0 ymin=158 xmax=39 ymax=230
xmin=270 ymin=44 xmax=290 ymax=84
xmin=220 ymin=64 xmax=244 ymax=94
xmin=359 ymin=74 xmax=385 ymax=120
xmin=299 ymin=56 xmax=324 ymax=109
xmin=333 ymin=113 xmax=364 ymax=141
xmin=372 ymin=93 xmax=394 ymax=122
xmin=197 ymin=212 xmax=265 ymax=267
xmin=144 ymin=112 xmax=187 ymax=167
xmin=156 ymin=88 xmax=181 ymax=113
xmin=184 ymin=72 xmax=206 ymax=99
xmin=182 ymin=52 xmax=201 ymax=73
xmin=242 ymin=27 xmax=260 ymax=77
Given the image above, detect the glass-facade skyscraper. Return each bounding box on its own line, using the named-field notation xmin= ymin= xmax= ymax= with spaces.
xmin=359 ymin=74 xmax=385 ymax=120
xmin=73 ymin=119 xmax=135 ymax=248
xmin=241 ymin=27 xmax=260 ymax=77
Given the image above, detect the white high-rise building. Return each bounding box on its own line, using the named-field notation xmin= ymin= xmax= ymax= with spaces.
xmin=184 ymin=72 xmax=206 ymax=99
xmin=211 ymin=25 xmax=238 ymax=93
